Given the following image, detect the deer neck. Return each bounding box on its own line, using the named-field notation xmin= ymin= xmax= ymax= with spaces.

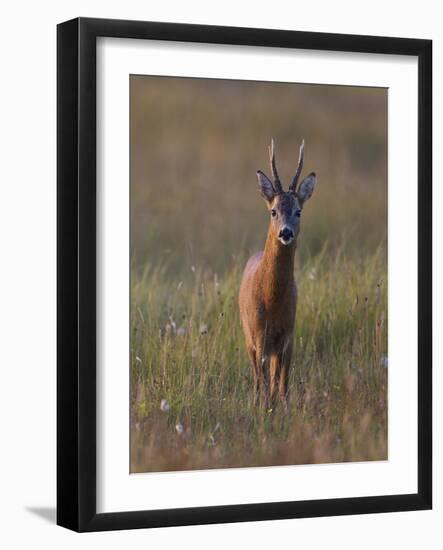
xmin=260 ymin=226 xmax=296 ymax=305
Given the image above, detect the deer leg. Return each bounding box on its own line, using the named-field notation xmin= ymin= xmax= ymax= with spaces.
xmin=279 ymin=340 xmax=293 ymax=410
xmin=269 ymin=354 xmax=281 ymax=409
xmin=246 ymin=346 xmax=259 ymax=405
xmin=261 ymin=356 xmax=271 ymax=410
xmin=256 ymin=341 xmax=270 ymax=409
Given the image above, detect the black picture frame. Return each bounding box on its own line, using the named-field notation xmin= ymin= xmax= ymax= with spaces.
xmin=57 ymin=17 xmax=432 ymax=532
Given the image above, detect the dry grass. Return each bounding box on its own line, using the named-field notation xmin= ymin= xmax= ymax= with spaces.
xmin=130 ymin=76 xmax=387 ymax=472
xmin=131 ymin=246 xmax=387 ymax=471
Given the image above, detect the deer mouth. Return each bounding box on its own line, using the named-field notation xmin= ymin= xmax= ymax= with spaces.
xmin=278 ymin=227 xmax=294 ymax=245
xmin=279 ymin=236 xmax=294 ymax=245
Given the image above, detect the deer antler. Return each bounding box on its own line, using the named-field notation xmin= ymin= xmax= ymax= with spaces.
xmin=268 ymin=138 xmax=283 ymax=194
xmin=289 ymin=139 xmax=305 ymax=193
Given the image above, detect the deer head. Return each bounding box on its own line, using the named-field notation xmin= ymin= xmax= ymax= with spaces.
xmin=256 ymin=139 xmax=316 ymax=245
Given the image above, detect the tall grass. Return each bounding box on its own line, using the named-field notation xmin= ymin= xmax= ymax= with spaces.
xmin=130 ymin=75 xmax=387 ymax=472
xmin=131 ymin=242 xmax=387 ymax=472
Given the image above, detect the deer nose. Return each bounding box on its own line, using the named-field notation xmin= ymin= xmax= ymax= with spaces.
xmin=279 ymin=227 xmax=294 ymax=243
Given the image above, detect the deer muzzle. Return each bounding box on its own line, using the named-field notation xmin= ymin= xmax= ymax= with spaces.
xmin=278 ymin=226 xmax=294 ymax=245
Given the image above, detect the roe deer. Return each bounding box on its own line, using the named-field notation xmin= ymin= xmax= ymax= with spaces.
xmin=239 ymin=139 xmax=316 ymax=409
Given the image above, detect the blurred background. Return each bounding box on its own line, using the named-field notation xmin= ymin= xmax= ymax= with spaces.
xmin=130 ymin=76 xmax=388 ymax=472
xmin=130 ymin=76 xmax=387 ymax=276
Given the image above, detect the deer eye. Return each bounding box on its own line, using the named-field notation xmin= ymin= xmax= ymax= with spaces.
xmin=271 ymin=209 xmax=277 ymax=218
xmin=295 ymin=209 xmax=301 ymax=218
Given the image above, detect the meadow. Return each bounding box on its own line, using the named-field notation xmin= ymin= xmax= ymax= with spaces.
xmin=130 ymin=76 xmax=387 ymax=472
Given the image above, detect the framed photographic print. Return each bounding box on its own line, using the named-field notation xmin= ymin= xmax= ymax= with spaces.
xmin=57 ymin=17 xmax=432 ymax=531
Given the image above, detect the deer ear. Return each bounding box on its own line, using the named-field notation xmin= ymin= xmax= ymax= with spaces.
xmin=298 ymin=172 xmax=316 ymax=205
xmin=256 ymin=171 xmax=275 ymax=202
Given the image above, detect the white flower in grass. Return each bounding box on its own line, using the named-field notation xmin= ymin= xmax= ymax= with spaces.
xmin=208 ymin=422 xmax=220 ymax=446
xmin=199 ymin=323 xmax=208 ymax=335
xmin=160 ymin=399 xmax=170 ymax=412
xmin=169 ymin=316 xmax=176 ymax=332
xmin=175 ymin=422 xmax=184 ymax=435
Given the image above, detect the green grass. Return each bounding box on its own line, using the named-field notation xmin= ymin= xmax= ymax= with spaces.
xmin=130 ymin=242 xmax=387 ymax=472
xmin=129 ymin=75 xmax=387 ymax=472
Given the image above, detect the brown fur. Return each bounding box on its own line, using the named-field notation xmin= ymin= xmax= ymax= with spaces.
xmin=239 ymin=195 xmax=297 ymax=409
xmin=239 ymin=140 xmax=316 ymax=409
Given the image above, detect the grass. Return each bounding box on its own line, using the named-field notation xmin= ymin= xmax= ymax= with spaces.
xmin=130 ymin=241 xmax=387 ymax=472
xmin=129 ymin=75 xmax=388 ymax=472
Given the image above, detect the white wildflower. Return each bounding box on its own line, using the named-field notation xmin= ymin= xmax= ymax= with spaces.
xmin=169 ymin=316 xmax=176 ymax=332
xmin=175 ymin=422 xmax=184 ymax=435
xmin=160 ymin=399 xmax=170 ymax=412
